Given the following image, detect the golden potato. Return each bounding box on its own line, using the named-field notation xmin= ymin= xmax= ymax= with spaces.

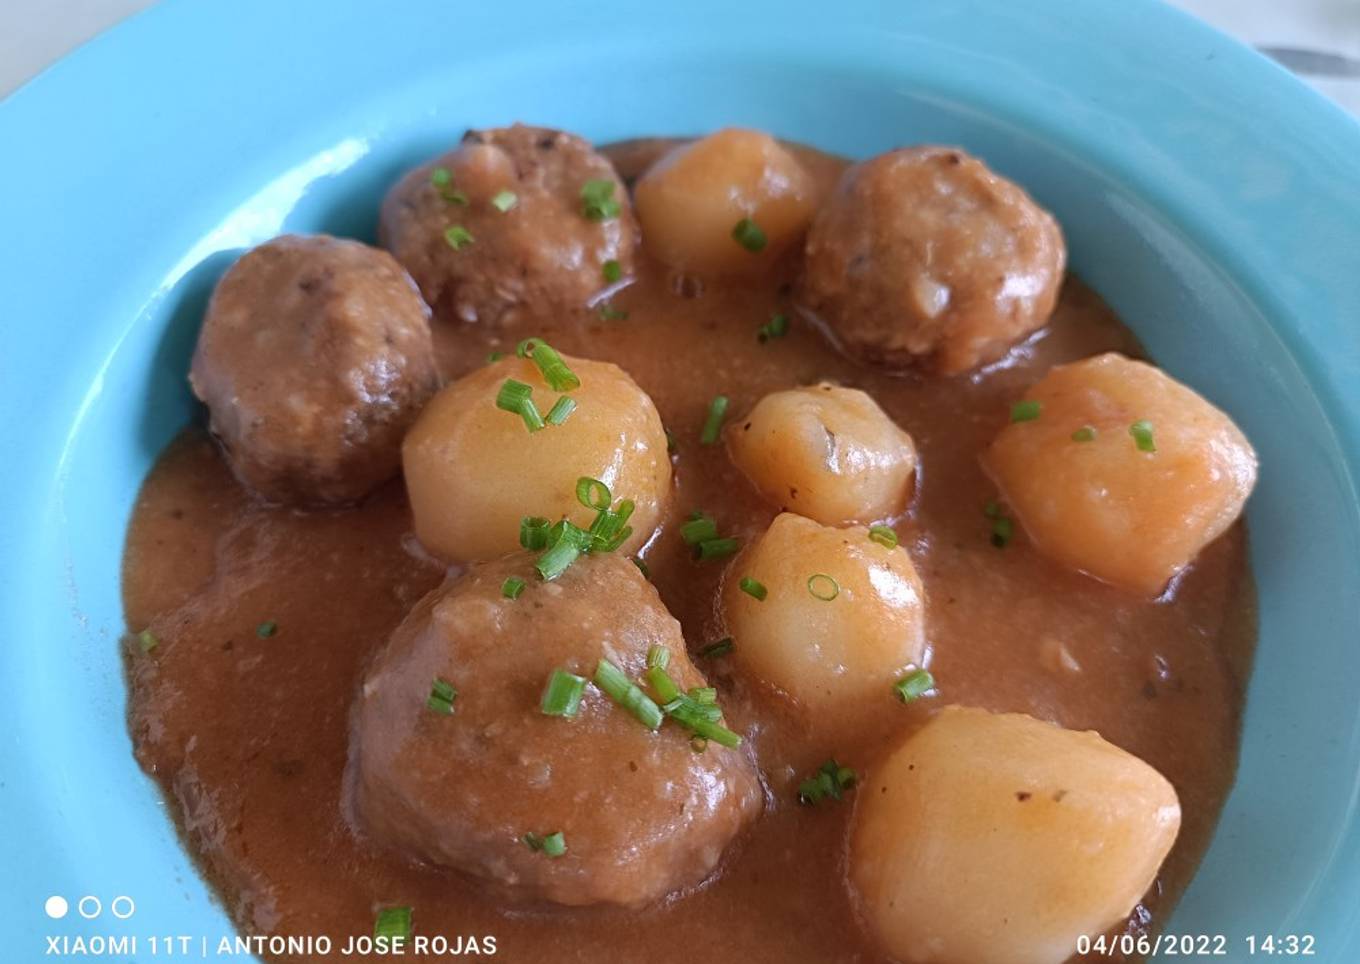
xmin=726 ymin=383 xmax=917 ymax=525
xmin=634 ymin=128 xmax=817 ymax=275
xmin=984 ymin=352 xmax=1256 ymax=595
xmin=850 ymin=706 xmax=1180 ymax=964
xmin=403 ymin=351 xmax=671 ymax=563
xmin=721 ymin=513 xmax=926 ymax=722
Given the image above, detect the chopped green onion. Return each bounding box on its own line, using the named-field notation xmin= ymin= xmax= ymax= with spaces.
xmin=1071 ymin=425 xmax=1098 ymax=443
xmin=576 ymin=477 xmax=612 ymax=512
xmin=545 ymin=395 xmax=577 ymax=426
xmin=523 ymin=831 xmax=567 ymax=857
xmin=443 ymin=225 xmax=474 ymax=250
xmin=587 ymin=497 xmax=635 ymax=553
xmin=593 ymin=659 xmax=663 ymax=729
xmin=541 ymin=669 xmax=587 ymax=718
xmin=580 ymin=179 xmax=621 ymax=221
xmin=256 ymin=620 xmax=277 ymax=638
xmin=490 ymin=189 xmax=518 ymax=212
xmin=689 ymin=687 xmax=717 ymax=704
xmin=430 ymin=167 xmax=468 ymax=205
xmin=137 ymin=629 xmax=159 ymax=653
xmin=487 ymin=351 xmax=504 ymax=363
xmin=699 ymin=638 xmax=734 ymax=658
xmin=731 ymin=217 xmax=767 ymax=252
xmin=516 ymin=339 xmax=581 ymax=392
xmin=536 ymin=521 xmax=590 ymax=581
xmin=646 ymin=645 xmax=670 ymax=671
xmin=894 ymin=668 xmax=935 ymax=703
xmin=757 ymin=312 xmax=789 ymax=342
xmin=868 ymin=525 xmax=899 ymax=550
xmin=520 ymin=516 xmax=552 ymax=550
xmin=983 ymin=500 xmax=1002 ymax=519
xmin=739 ymin=577 xmax=767 ymax=601
xmin=602 ymin=259 xmax=622 ymax=283
xmin=646 ymin=665 xmax=682 ymax=704
xmin=680 ymin=514 xmax=719 ymax=545
xmin=663 ymin=699 xmax=742 ymax=747
xmin=427 ymin=677 xmax=456 ymax=715
xmin=807 ymin=574 xmax=840 ymax=601
xmin=495 ymin=378 xmax=545 ymax=432
xmin=1129 ymin=420 xmax=1156 ymax=452
xmin=798 ymin=759 xmax=857 ymax=805
xmin=502 ymin=576 xmax=526 ymax=600
xmin=700 ymin=395 xmax=729 ymax=445
xmin=697 ymin=537 xmax=740 ymax=560
xmin=1010 ymin=399 xmax=1043 ymax=423
xmin=597 ymin=302 xmax=629 ymax=321
xmin=373 ymin=906 xmax=412 ymax=946
xmin=991 ymin=516 xmax=1014 ymax=548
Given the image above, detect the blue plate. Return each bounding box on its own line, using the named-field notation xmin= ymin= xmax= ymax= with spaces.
xmin=3 ymin=0 xmax=1359 ymax=959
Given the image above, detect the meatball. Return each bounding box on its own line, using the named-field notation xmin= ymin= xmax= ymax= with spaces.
xmin=634 ymin=128 xmax=818 ymax=276
xmin=984 ymin=352 xmax=1257 ymax=595
xmin=798 ymin=146 xmax=1066 ymax=374
xmin=850 ymin=707 xmax=1180 ymax=964
xmin=402 ymin=348 xmax=671 ymax=563
xmin=726 ymin=382 xmax=917 ymax=525
xmin=189 ymin=234 xmax=438 ymax=506
xmin=380 ymin=124 xmax=639 ymax=325
xmin=350 ymin=552 xmax=761 ymax=907
xmin=721 ymin=513 xmax=927 ymax=732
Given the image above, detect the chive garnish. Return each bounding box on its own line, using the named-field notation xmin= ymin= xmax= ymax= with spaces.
xmin=647 ymin=665 xmax=682 ymax=704
xmin=520 ymin=516 xmax=552 ymax=550
xmin=487 ymin=351 xmax=504 ymax=363
xmin=798 ymin=760 xmax=857 ymax=805
xmin=523 ymin=831 xmax=567 ymax=857
xmin=602 ymin=259 xmax=622 ymax=283
xmin=699 ymin=638 xmax=734 ymax=658
xmin=868 ymin=525 xmax=899 ymax=549
xmin=535 ymin=521 xmax=590 ymax=581
xmin=495 ymin=378 xmax=546 ymax=432
xmin=374 ymin=906 xmax=412 ymax=946
xmin=516 ymin=338 xmax=581 ymax=392
xmin=739 ymin=577 xmax=767 ymax=601
xmin=502 ymin=576 xmax=526 ymax=600
xmin=689 ymin=686 xmax=717 ymax=704
xmin=807 ymin=574 xmax=840 ymax=601
xmin=731 ymin=217 xmax=767 ymax=252
xmin=490 ymin=189 xmax=518 ymax=212
xmin=1010 ymin=399 xmax=1042 ymax=423
xmin=430 ymin=167 xmax=468 ymax=205
xmin=541 ymin=669 xmax=587 ymax=718
xmin=1130 ymin=420 xmax=1156 ymax=452
xmin=1071 ymin=425 xmax=1097 ymax=443
xmin=757 ymin=312 xmax=789 ymax=342
xmin=991 ymin=516 xmax=1014 ymax=548
xmin=696 ymin=537 xmax=740 ymax=560
xmin=700 ymin=395 xmax=729 ymax=445
xmin=580 ymin=179 xmax=621 ymax=221
xmin=597 ymin=303 xmax=629 ymax=321
xmin=646 ymin=645 xmax=670 ymax=671
xmin=256 ymin=620 xmax=277 ymax=638
xmin=443 ymin=225 xmax=474 ymax=250
xmin=680 ymin=514 xmax=719 ymax=545
xmin=593 ymin=659 xmax=663 ymax=729
xmin=137 ymin=629 xmax=159 ymax=653
xmin=427 ymin=677 xmax=456 ymax=715
xmin=894 ymin=668 xmax=935 ymax=703
xmin=576 ymin=477 xmax=612 ymax=512
xmin=545 ymin=396 xmax=577 ymax=426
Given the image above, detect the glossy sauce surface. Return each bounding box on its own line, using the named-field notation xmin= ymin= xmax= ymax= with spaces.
xmin=123 ymin=141 xmax=1255 ymax=963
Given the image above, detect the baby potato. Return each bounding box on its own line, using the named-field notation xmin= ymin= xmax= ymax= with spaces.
xmin=850 ymin=706 xmax=1181 ymax=964
xmin=721 ymin=513 xmax=926 ymax=723
xmin=726 ymin=383 xmax=917 ymax=525
xmin=634 ymin=128 xmax=817 ymax=275
xmin=984 ymin=352 xmax=1257 ymax=595
xmin=403 ymin=351 xmax=671 ymax=563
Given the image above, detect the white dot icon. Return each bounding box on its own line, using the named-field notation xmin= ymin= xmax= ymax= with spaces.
xmin=77 ymin=896 xmax=101 ymax=919
xmin=44 ymin=896 xmax=68 ymax=919
xmin=111 ymin=896 xmax=135 ymax=920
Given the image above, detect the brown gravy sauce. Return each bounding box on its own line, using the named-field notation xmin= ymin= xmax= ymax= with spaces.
xmin=122 ymin=140 xmax=1256 ymax=963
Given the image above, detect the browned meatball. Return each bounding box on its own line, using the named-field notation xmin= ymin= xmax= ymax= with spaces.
xmin=350 ymin=552 xmax=761 ymax=907
xmin=798 ymin=147 xmax=1066 ymax=375
xmin=189 ymin=234 xmax=438 ymax=506
xmin=380 ymin=124 xmax=639 ymax=325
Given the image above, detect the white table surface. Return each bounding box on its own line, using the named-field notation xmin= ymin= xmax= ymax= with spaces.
xmin=2 ymin=0 xmax=1358 ymax=112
